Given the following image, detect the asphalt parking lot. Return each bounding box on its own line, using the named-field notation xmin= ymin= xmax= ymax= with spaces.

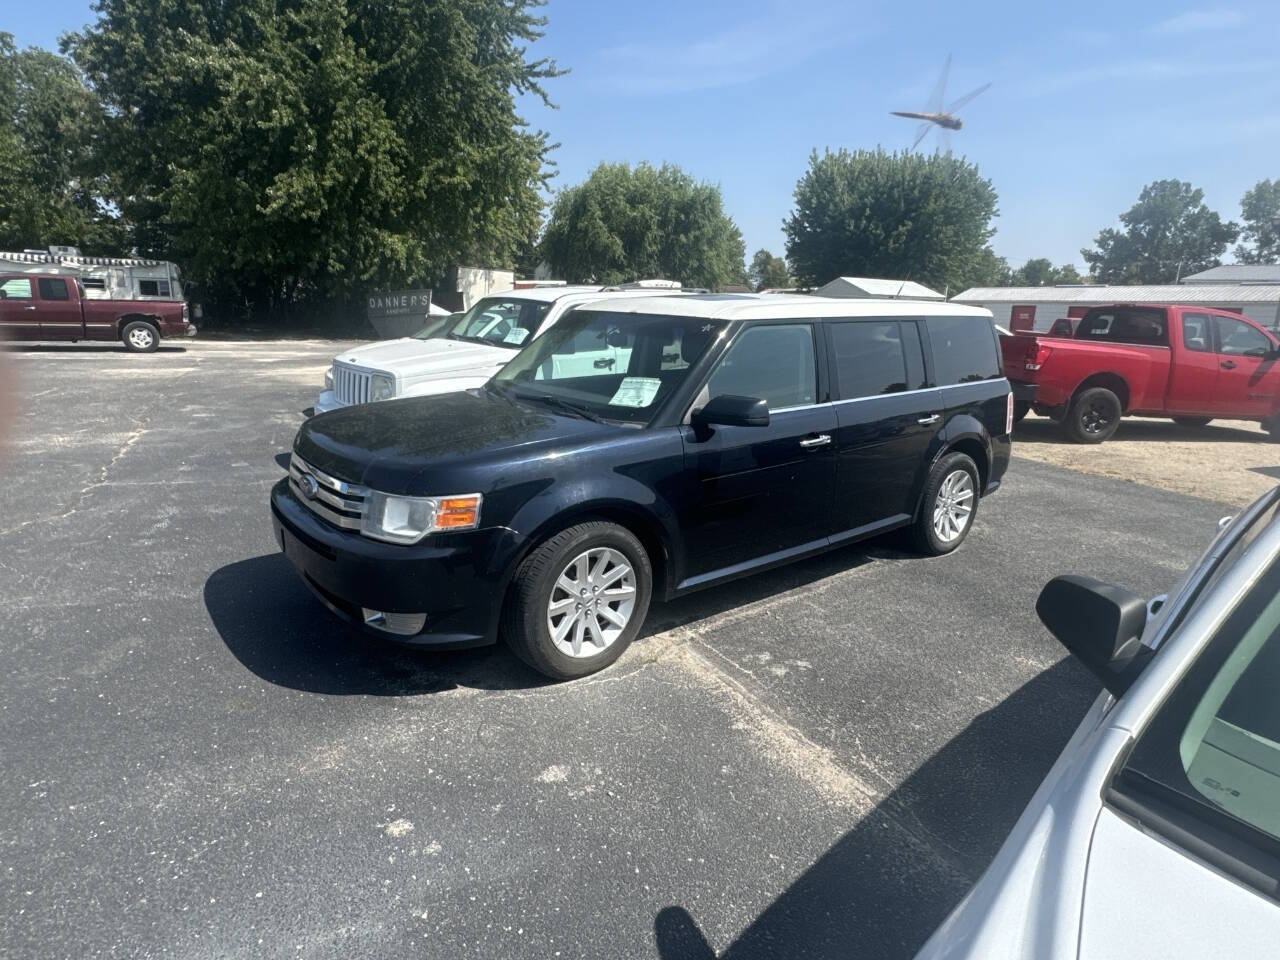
xmin=2 ymin=339 xmax=1229 ymax=959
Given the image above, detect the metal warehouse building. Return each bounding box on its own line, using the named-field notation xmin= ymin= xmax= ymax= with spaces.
xmin=952 ymin=281 xmax=1280 ymax=333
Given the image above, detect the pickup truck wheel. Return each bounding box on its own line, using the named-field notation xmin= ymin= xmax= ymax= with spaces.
xmin=1064 ymin=387 xmax=1121 ymax=443
xmin=913 ymin=452 xmax=980 ymax=556
xmin=122 ymin=321 xmax=159 ymax=353
xmin=501 ymin=521 xmax=653 ymax=680
xmin=1172 ymin=416 xmax=1213 ymax=428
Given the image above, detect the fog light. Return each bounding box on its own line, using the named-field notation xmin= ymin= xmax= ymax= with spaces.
xmin=362 ymin=609 xmax=427 ymax=636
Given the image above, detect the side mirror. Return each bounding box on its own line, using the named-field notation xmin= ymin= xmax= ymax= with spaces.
xmin=1036 ymin=575 xmax=1151 ymax=697
xmin=692 ymin=394 xmax=770 ymax=429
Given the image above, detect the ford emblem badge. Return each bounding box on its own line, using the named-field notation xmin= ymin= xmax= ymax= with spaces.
xmin=300 ymin=473 xmax=320 ymax=499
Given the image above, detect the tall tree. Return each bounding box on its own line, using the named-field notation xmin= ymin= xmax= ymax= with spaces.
xmin=1081 ymin=179 xmax=1238 ymax=283
xmin=748 ymin=249 xmax=790 ymax=290
xmin=783 ymin=148 xmax=998 ymax=293
xmin=1236 ymin=179 xmax=1280 ymax=264
xmin=540 ymin=162 xmax=746 ymax=289
xmin=67 ymin=0 xmax=559 ymax=314
xmin=0 ymin=33 xmax=124 ymax=252
xmin=1009 ymin=258 xmax=1084 ymax=285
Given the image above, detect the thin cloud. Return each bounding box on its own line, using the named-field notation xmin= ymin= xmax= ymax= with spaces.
xmin=1150 ymin=8 xmax=1246 ymax=35
xmin=1016 ymin=55 xmax=1275 ymax=98
xmin=592 ymin=18 xmax=861 ymax=94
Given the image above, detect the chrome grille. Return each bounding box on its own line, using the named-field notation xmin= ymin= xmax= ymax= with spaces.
xmin=332 ymin=362 xmax=372 ymax=406
xmin=288 ymin=453 xmax=367 ymax=531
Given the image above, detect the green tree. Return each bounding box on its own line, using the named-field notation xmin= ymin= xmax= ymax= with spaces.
xmin=1081 ymin=179 xmax=1238 ymax=283
xmin=67 ymin=0 xmax=559 ymax=315
xmin=540 ymin=162 xmax=746 ymax=289
xmin=1236 ymin=180 xmax=1280 ymax=264
xmin=748 ymin=248 xmax=790 ymax=290
xmin=0 ymin=34 xmax=124 ymax=252
xmin=1009 ymin=257 xmax=1084 ymax=285
xmin=783 ymin=148 xmax=999 ymax=293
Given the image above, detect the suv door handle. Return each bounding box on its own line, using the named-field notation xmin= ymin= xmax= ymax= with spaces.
xmin=593 ymin=358 xmax=615 ymax=369
xmin=798 ymin=434 xmax=831 ymax=448
xmin=917 ymin=414 xmax=940 ymax=425
xmin=1220 ymin=360 xmax=1237 ymax=370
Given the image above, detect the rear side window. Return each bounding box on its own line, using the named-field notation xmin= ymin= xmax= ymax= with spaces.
xmin=1182 ymin=313 xmax=1212 ymax=352
xmin=926 ymin=315 xmax=1001 ymax=386
xmin=708 ymin=324 xmax=817 ymax=410
xmin=830 ymin=320 xmax=910 ymax=398
xmin=137 ymin=279 xmax=171 ymax=298
xmin=37 ymin=277 xmax=69 ymax=301
xmin=1076 ymin=307 xmax=1168 ymax=345
xmin=1 ymin=278 xmax=32 ymax=299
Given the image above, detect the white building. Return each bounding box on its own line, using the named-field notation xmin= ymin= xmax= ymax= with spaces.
xmin=952 ymin=282 xmax=1280 ymax=333
xmin=816 ymin=276 xmax=945 ymax=300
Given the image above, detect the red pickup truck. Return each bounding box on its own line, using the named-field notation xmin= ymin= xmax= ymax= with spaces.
xmin=0 ymin=272 xmax=194 ymax=352
xmin=1002 ymin=304 xmax=1280 ymax=443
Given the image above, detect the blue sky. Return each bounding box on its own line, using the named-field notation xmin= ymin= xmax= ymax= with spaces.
xmin=11 ymin=1 xmax=1280 ymax=273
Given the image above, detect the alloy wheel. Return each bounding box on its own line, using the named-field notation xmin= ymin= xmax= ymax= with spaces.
xmin=546 ymin=547 xmax=637 ymax=658
xmin=932 ymin=470 xmax=974 ymax=543
xmin=128 ymin=327 xmax=155 ymax=350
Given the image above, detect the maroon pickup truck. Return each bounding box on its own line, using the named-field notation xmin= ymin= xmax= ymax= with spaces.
xmin=1001 ymin=303 xmax=1280 ymax=442
xmin=0 ymin=272 xmax=195 ymax=352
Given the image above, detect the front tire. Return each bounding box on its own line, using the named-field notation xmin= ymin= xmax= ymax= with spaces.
xmin=1063 ymin=387 xmax=1121 ymax=443
xmin=913 ymin=452 xmax=980 ymax=556
xmin=122 ymin=321 xmax=159 ymax=353
xmin=501 ymin=521 xmax=653 ymax=680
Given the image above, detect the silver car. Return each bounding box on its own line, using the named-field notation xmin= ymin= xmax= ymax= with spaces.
xmin=919 ymin=487 xmax=1280 ymax=958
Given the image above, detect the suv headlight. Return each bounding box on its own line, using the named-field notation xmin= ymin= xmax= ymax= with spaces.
xmin=324 ymin=366 xmax=334 ymax=390
xmin=369 ymin=372 xmax=396 ymax=402
xmin=361 ymin=492 xmax=483 ymax=544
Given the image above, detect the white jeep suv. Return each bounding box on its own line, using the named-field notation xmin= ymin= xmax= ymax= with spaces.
xmin=314 ymin=286 xmax=679 ymax=414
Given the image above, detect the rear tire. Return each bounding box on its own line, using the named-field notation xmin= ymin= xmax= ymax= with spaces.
xmin=1063 ymin=387 xmax=1121 ymax=443
xmin=913 ymin=452 xmax=980 ymax=556
xmin=122 ymin=321 xmax=159 ymax=353
xmin=501 ymin=521 xmax=653 ymax=680
xmin=1172 ymin=416 xmax=1213 ymax=428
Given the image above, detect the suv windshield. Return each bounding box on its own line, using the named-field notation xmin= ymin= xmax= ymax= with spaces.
xmin=491 ymin=309 xmax=726 ymax=424
xmin=446 ymin=297 xmax=553 ymax=348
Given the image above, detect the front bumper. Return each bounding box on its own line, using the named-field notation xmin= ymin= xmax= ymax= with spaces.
xmin=313 ymin=390 xmax=345 ymax=415
xmin=269 ymin=478 xmax=508 ymax=648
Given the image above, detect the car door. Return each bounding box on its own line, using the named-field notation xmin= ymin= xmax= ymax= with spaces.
xmin=33 ymin=277 xmax=82 ymax=340
xmin=677 ymin=322 xmax=836 ymax=584
xmin=0 ymin=277 xmax=39 ymax=340
xmin=826 ymin=318 xmax=942 ymax=540
xmin=1210 ymin=314 xmax=1280 ymax=417
xmin=1168 ymin=312 xmax=1221 ymax=415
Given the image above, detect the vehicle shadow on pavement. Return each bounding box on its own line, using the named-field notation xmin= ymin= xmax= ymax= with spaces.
xmin=5 ymin=343 xmax=189 ymax=353
xmin=204 ymin=553 xmax=551 ymax=696
xmin=1015 ymin=416 xmax=1265 ymax=445
xmin=652 ymin=657 xmax=1099 ymax=960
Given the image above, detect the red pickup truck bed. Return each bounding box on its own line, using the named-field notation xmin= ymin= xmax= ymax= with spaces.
xmin=1002 ymin=304 xmax=1280 ymax=442
xmin=0 ymin=272 xmax=193 ymax=352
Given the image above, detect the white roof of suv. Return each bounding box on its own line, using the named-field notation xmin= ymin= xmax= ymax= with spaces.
xmin=490 ymin=285 xmax=606 ymax=303
xmin=583 ymin=292 xmax=992 ymax=321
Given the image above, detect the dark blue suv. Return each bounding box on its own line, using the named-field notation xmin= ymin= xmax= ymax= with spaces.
xmin=271 ymin=294 xmax=1012 ymax=679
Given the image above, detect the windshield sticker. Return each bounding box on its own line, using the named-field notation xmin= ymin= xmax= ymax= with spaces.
xmin=610 ymin=377 xmax=661 ymax=408
xmin=503 ymin=327 xmax=529 ymax=345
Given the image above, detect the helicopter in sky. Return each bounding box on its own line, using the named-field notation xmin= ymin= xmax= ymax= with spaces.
xmin=891 ymin=54 xmax=991 ymax=152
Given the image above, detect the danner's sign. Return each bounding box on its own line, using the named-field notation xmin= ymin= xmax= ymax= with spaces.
xmin=367 ymin=288 xmax=433 ymax=338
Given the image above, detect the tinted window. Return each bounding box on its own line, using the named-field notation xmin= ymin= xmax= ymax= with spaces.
xmin=37 ymin=277 xmax=69 ymax=301
xmin=0 ymin=278 xmax=32 ymax=299
xmin=1216 ymin=316 xmax=1271 ymax=358
xmin=926 ymin=315 xmax=1001 ymax=386
xmin=830 ymin=321 xmax=908 ymax=398
xmin=1076 ymin=306 xmax=1168 ymax=345
xmin=1182 ymin=313 xmax=1212 ymax=352
xmin=137 ymin=279 xmax=170 ymax=297
xmin=708 ymin=324 xmax=817 ymax=409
